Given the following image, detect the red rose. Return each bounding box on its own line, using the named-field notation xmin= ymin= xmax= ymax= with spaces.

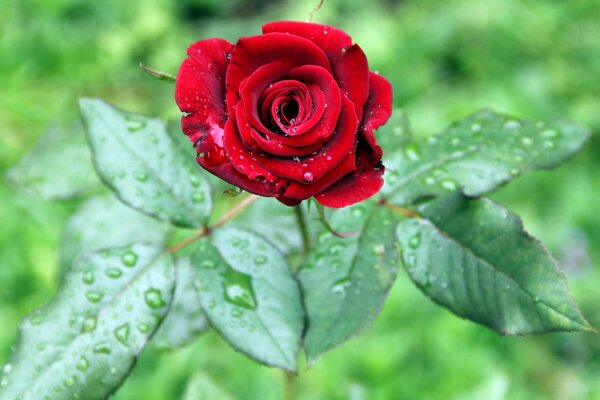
xmin=175 ymin=21 xmax=392 ymax=207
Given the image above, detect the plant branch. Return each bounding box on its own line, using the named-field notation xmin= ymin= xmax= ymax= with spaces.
xmin=166 ymin=194 xmax=259 ymax=253
xmin=283 ymin=371 xmax=296 ymax=400
xmin=379 ymin=199 xmax=420 ymax=218
xmin=308 ymin=0 xmax=325 ymax=22
xmin=139 ymin=62 xmax=176 ymax=83
xmin=294 ymin=206 xmax=311 ymax=254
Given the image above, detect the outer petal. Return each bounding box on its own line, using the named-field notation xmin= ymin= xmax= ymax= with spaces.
xmin=314 ymin=147 xmax=384 ymax=208
xmin=263 ymin=21 xmax=369 ymax=120
xmin=360 ymin=71 xmax=393 ymax=161
xmin=176 ymin=38 xmax=234 ymax=145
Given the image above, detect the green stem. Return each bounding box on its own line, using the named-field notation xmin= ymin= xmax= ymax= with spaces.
xmin=283 ymin=371 xmax=295 ymax=400
xmin=294 ymin=206 xmax=310 ymax=254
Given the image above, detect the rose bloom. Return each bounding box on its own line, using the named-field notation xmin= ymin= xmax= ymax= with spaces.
xmin=175 ymin=21 xmax=392 ymax=207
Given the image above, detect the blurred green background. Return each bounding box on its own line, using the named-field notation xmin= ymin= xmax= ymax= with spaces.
xmin=1 ymin=0 xmax=600 ymax=398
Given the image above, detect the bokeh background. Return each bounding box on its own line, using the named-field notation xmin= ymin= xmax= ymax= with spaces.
xmin=1 ymin=0 xmax=600 ymax=398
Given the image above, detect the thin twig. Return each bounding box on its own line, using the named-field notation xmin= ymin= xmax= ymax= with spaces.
xmin=308 ymin=0 xmax=325 ymax=22
xmin=166 ymin=194 xmax=259 ymax=253
xmin=380 ymin=199 xmax=420 ymax=218
xmin=139 ymin=62 xmax=176 ymax=83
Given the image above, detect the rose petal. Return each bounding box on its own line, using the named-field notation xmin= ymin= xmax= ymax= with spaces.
xmin=314 ymin=146 xmax=384 ymax=208
xmin=226 ymin=32 xmax=332 ymax=113
xmin=263 ymin=21 xmax=369 ymax=120
xmin=176 ymin=38 xmax=234 ymax=145
xmin=253 ymin=96 xmax=358 ymax=183
xmin=360 ymin=71 xmax=393 ymax=160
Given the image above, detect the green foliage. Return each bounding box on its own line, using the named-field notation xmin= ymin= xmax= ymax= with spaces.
xmin=152 ymin=257 xmax=210 ymax=351
xmin=79 ymin=98 xmax=211 ymax=228
xmin=5 ymin=123 xmax=100 ymax=200
xmin=193 ymin=228 xmax=304 ymax=372
xmin=397 ymin=192 xmax=592 ymax=334
xmin=59 ymin=195 xmax=171 ymax=274
xmin=301 ymin=203 xmax=398 ymax=362
xmin=383 ymin=110 xmax=591 ymax=205
xmin=2 ymin=0 xmax=600 ymax=399
xmin=0 ymin=245 xmax=175 ymax=400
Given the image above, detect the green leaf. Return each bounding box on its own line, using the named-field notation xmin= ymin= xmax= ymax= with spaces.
xmin=396 ymin=192 xmax=592 ymax=335
xmin=183 ymin=372 xmax=234 ymax=400
xmin=152 ymin=257 xmax=209 ymax=350
xmin=233 ymin=197 xmax=302 ymax=254
xmin=0 ymin=244 xmax=175 ymax=400
xmin=300 ymin=203 xmax=399 ymax=363
xmin=383 ymin=110 xmax=591 ymax=205
xmin=59 ymin=195 xmax=170 ymax=274
xmin=377 ymin=108 xmax=412 ymax=155
xmin=79 ymin=98 xmax=211 ymax=228
xmin=5 ymin=123 xmax=100 ymax=200
xmin=192 ymin=228 xmax=304 ymax=371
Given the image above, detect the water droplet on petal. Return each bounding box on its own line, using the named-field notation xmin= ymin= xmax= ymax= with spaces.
xmin=303 ymin=172 xmax=314 ymax=182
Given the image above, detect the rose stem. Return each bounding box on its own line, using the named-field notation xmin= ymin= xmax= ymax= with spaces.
xmin=294 ymin=206 xmax=311 ymax=254
xmin=166 ymin=194 xmax=259 ymax=253
xmin=283 ymin=371 xmax=296 ymax=400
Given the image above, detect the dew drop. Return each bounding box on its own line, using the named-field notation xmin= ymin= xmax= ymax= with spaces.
xmin=133 ymin=171 xmax=148 ymax=182
xmin=440 ymin=179 xmax=458 ymax=191
xmin=85 ymin=291 xmax=103 ymax=303
xmin=106 ymin=268 xmax=122 ymax=279
xmin=221 ymin=269 xmax=257 ymax=310
xmin=541 ymin=129 xmax=559 ymax=138
xmin=503 ymin=120 xmax=522 ymax=129
xmin=137 ymin=323 xmax=150 ymax=333
xmin=254 ymin=255 xmax=267 ymax=265
xmin=144 ymin=288 xmax=166 ymax=309
xmin=93 ymin=341 xmax=111 ymax=355
xmin=408 ymin=232 xmax=421 ymax=249
xmin=82 ymin=317 xmax=97 ymax=333
xmin=368 ymin=244 xmax=383 ymax=261
xmin=303 ymin=172 xmax=314 ymax=182
xmin=125 ymin=116 xmax=146 ymax=132
xmin=231 ymin=308 xmax=243 ymax=318
xmin=331 ymin=276 xmax=352 ymax=295
xmin=114 ymin=323 xmax=130 ymax=347
xmin=329 ymin=243 xmax=344 ymax=255
xmin=2 ymin=364 xmax=12 ymax=374
xmin=76 ymin=356 xmax=89 ymax=372
xmin=121 ymin=250 xmax=138 ymax=267
xmin=403 ymin=143 xmax=421 ymax=161
xmin=192 ymin=191 xmax=205 ymax=203
xmin=82 ymin=271 xmax=94 ymax=285
xmin=200 ymin=260 xmax=217 ymax=269
xmin=64 ymin=376 xmax=75 ymax=387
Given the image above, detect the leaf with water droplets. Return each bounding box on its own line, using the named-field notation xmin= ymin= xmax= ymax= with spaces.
xmin=192 ymin=228 xmax=304 ymax=371
xmin=383 ymin=109 xmax=591 ymax=205
xmin=397 ymin=192 xmax=592 ymax=335
xmin=79 ymin=98 xmax=212 ymax=228
xmin=0 ymin=244 xmax=175 ymax=400
xmin=152 ymin=257 xmax=210 ymax=351
xmin=5 ymin=122 xmax=101 ymax=200
xmin=59 ymin=195 xmax=170 ymax=274
xmin=300 ymin=202 xmax=399 ymax=363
